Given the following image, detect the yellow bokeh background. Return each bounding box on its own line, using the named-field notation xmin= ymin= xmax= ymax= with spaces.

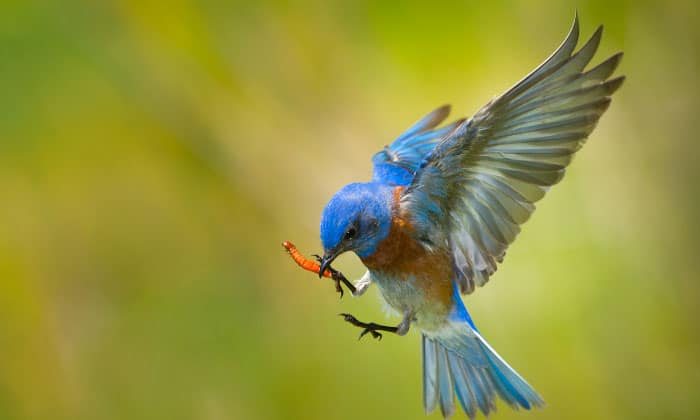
xmin=1 ymin=1 xmax=698 ymax=419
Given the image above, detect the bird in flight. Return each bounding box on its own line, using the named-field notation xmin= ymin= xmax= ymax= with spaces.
xmin=309 ymin=15 xmax=623 ymax=419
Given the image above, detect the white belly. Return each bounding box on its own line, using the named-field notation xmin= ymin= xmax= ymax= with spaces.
xmin=370 ymin=270 xmax=450 ymax=332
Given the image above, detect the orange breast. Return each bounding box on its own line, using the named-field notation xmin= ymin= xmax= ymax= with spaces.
xmin=360 ymin=194 xmax=454 ymax=309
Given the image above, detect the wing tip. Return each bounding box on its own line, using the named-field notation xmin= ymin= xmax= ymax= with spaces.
xmin=591 ymin=24 xmax=604 ymax=44
xmin=429 ymin=104 xmax=452 ymax=128
xmin=605 ymin=75 xmax=626 ymax=95
xmin=437 ymin=103 xmax=452 ymax=114
xmin=568 ymin=11 xmax=581 ymax=49
xmin=604 ymin=51 xmax=624 ymax=69
xmin=571 ymin=11 xmax=580 ymax=38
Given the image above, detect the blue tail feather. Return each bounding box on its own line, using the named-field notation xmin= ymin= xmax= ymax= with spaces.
xmin=422 ymin=297 xmax=544 ymax=418
xmin=436 ymin=344 xmax=457 ymax=417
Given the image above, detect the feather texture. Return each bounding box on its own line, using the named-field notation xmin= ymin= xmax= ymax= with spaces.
xmin=422 ymin=321 xmax=544 ymax=419
xmin=399 ymin=14 xmax=624 ymax=293
xmin=372 ymin=105 xmax=465 ymax=185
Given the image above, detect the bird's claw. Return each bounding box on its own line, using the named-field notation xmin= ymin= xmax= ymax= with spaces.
xmin=334 ymin=279 xmax=344 ymax=299
xmin=340 ymin=313 xmax=383 ymax=340
xmin=332 ymin=271 xmax=356 ymax=298
xmin=359 ymin=328 xmax=382 ymax=340
xmin=313 ymin=256 xmax=354 ymax=299
xmin=340 ymin=313 xmax=356 ymax=323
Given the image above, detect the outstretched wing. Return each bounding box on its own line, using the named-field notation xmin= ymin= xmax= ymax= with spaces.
xmin=372 ymin=105 xmax=465 ymax=185
xmin=399 ymin=16 xmax=624 ymax=294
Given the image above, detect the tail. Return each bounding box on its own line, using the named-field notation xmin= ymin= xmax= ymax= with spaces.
xmin=422 ymin=320 xmax=544 ymax=418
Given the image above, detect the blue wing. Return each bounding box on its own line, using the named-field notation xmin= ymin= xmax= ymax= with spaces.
xmin=399 ymin=15 xmax=624 ymax=294
xmin=372 ymin=105 xmax=465 ymax=186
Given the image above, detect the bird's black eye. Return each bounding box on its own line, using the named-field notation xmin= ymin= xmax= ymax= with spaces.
xmin=344 ymin=227 xmax=357 ymax=241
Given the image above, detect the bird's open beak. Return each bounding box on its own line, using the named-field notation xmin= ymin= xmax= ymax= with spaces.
xmin=318 ymin=251 xmax=338 ymax=278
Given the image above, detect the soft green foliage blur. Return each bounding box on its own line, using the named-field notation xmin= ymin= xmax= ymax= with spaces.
xmin=1 ymin=1 xmax=698 ymax=419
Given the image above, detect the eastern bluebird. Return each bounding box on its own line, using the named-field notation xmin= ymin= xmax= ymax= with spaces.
xmin=316 ymin=15 xmax=623 ymax=418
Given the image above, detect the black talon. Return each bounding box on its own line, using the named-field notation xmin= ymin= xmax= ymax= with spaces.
xmin=340 ymin=313 xmax=398 ymax=341
xmin=359 ymin=328 xmax=382 ymax=340
xmin=330 ymin=268 xmax=356 ymax=296
xmin=334 ymin=279 xmax=344 ymax=298
xmin=315 ymin=258 xmax=356 ymax=298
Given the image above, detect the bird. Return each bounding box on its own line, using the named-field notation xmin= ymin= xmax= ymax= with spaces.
xmin=315 ymin=15 xmax=624 ymax=419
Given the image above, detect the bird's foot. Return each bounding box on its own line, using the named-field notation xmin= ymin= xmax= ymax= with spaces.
xmin=339 ymin=313 xmax=399 ymax=341
xmin=312 ymin=254 xmax=356 ymax=298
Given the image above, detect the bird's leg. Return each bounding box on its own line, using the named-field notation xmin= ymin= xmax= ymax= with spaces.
xmin=330 ymin=267 xmax=357 ymax=298
xmin=340 ymin=310 xmax=414 ymax=340
xmin=395 ymin=310 xmax=414 ymax=336
xmin=352 ymin=271 xmax=372 ymax=297
xmin=339 ymin=314 xmax=396 ymax=340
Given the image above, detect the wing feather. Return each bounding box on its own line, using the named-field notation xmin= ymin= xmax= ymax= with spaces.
xmin=399 ymin=15 xmax=624 ymax=293
xmin=372 ymin=106 xmax=466 ymax=185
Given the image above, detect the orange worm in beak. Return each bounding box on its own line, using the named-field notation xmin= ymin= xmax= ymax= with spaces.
xmin=282 ymin=241 xmax=333 ymax=278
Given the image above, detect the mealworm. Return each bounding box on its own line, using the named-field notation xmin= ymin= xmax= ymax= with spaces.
xmin=282 ymin=241 xmax=332 ymax=278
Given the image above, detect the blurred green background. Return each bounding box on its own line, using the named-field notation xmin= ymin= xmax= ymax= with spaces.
xmin=1 ymin=1 xmax=698 ymax=419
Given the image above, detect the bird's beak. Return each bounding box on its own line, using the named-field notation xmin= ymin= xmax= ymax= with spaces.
xmin=318 ymin=251 xmax=338 ymax=278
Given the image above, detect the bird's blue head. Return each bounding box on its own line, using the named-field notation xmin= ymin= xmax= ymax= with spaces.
xmin=318 ymin=182 xmax=393 ymax=275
